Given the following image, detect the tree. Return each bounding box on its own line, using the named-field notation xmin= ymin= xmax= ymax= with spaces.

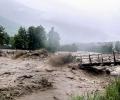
xmin=14 ymin=27 xmax=28 ymax=49
xmin=9 ymin=37 xmax=15 ymax=48
xmin=47 ymin=27 xmax=60 ymax=52
xmin=0 ymin=25 xmax=10 ymax=45
xmin=28 ymin=26 xmax=46 ymax=50
xmin=35 ymin=26 xmax=46 ymax=48
xmin=100 ymin=42 xmax=113 ymax=53
xmin=115 ymin=41 xmax=120 ymax=52
xmin=4 ymin=32 xmax=10 ymax=45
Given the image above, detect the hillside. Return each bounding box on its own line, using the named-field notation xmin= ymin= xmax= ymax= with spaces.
xmin=0 ymin=0 xmax=43 ymax=25
xmin=0 ymin=16 xmax=19 ymax=34
xmin=0 ymin=0 xmax=45 ymax=35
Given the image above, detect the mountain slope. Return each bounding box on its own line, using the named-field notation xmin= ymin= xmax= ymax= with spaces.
xmin=0 ymin=0 xmax=44 ymax=25
xmin=0 ymin=16 xmax=19 ymax=34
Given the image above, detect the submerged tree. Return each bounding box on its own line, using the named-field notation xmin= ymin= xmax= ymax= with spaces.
xmin=47 ymin=27 xmax=60 ymax=52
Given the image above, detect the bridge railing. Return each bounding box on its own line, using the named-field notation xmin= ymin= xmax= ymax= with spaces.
xmin=75 ymin=51 xmax=120 ymax=66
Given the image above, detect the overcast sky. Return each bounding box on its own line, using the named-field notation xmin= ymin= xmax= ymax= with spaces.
xmin=1 ymin=0 xmax=120 ymax=44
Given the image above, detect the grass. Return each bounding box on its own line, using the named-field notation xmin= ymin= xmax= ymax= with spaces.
xmin=105 ymin=78 xmax=120 ymax=100
xmin=72 ymin=78 xmax=120 ymax=100
xmin=72 ymin=93 xmax=104 ymax=100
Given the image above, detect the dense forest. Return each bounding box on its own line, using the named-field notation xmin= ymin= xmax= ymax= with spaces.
xmin=1 ymin=25 xmax=120 ymax=53
xmin=0 ymin=25 xmax=60 ymax=52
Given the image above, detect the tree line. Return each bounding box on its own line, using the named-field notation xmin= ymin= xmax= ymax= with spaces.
xmin=0 ymin=25 xmax=60 ymax=52
xmin=78 ymin=42 xmax=120 ymax=54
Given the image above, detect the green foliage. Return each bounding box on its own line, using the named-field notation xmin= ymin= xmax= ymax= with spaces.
xmin=0 ymin=25 xmax=60 ymax=51
xmin=13 ymin=25 xmax=47 ymax=50
xmin=72 ymin=93 xmax=104 ymax=100
xmin=115 ymin=41 xmax=120 ymax=52
xmin=14 ymin=27 xmax=28 ymax=49
xmin=47 ymin=27 xmax=60 ymax=52
xmin=100 ymin=42 xmax=113 ymax=54
xmin=28 ymin=26 xmax=46 ymax=50
xmin=0 ymin=26 xmax=5 ymax=45
xmin=72 ymin=96 xmax=84 ymax=100
xmin=4 ymin=32 xmax=10 ymax=45
xmin=72 ymin=78 xmax=120 ymax=100
xmin=105 ymin=78 xmax=120 ymax=100
xmin=0 ymin=25 xmax=10 ymax=45
xmin=78 ymin=42 xmax=113 ymax=54
xmin=9 ymin=37 xmax=15 ymax=48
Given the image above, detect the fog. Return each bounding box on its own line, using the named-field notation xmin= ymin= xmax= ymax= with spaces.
xmin=0 ymin=0 xmax=120 ymax=44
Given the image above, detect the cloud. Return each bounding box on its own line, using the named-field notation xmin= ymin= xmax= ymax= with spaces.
xmin=1 ymin=0 xmax=120 ymax=44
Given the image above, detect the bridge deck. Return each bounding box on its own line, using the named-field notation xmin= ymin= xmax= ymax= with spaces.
xmin=77 ymin=51 xmax=120 ymax=67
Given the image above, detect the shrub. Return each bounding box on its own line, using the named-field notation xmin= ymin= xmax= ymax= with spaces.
xmin=49 ymin=54 xmax=74 ymax=66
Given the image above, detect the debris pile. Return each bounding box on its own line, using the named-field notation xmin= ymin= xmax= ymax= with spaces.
xmin=49 ymin=54 xmax=74 ymax=66
xmin=12 ymin=49 xmax=48 ymax=59
xmin=23 ymin=49 xmax=48 ymax=59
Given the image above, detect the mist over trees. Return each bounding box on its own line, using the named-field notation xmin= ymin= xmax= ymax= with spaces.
xmin=13 ymin=26 xmax=60 ymax=51
xmin=60 ymin=43 xmax=78 ymax=52
xmin=0 ymin=25 xmax=61 ymax=52
xmin=115 ymin=41 xmax=120 ymax=52
xmin=77 ymin=42 xmax=114 ymax=53
xmin=27 ymin=26 xmax=46 ymax=50
xmin=1 ymin=24 xmax=120 ymax=53
xmin=47 ymin=27 xmax=60 ymax=52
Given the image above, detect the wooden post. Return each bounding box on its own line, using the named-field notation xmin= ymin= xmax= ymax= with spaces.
xmin=101 ymin=55 xmax=103 ymax=65
xmin=89 ymin=54 xmax=92 ymax=64
xmin=79 ymin=56 xmax=82 ymax=64
xmin=108 ymin=56 xmax=111 ymax=62
xmin=98 ymin=54 xmax=100 ymax=63
xmin=113 ymin=51 xmax=116 ymax=65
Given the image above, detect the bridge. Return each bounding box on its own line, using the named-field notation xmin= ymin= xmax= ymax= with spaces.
xmin=74 ymin=51 xmax=120 ymax=74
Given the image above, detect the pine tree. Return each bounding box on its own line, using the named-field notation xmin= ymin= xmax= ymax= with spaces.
xmin=0 ymin=25 xmax=10 ymax=45
xmin=14 ymin=27 xmax=28 ymax=49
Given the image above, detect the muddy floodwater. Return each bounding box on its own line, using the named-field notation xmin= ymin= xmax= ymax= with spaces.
xmin=0 ymin=50 xmax=111 ymax=100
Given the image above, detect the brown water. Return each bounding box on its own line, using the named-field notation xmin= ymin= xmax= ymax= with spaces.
xmin=0 ymin=52 xmax=110 ymax=100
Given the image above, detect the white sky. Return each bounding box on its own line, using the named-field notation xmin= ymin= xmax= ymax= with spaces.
xmin=11 ymin=0 xmax=120 ymax=43
xmin=15 ymin=0 xmax=120 ymax=16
